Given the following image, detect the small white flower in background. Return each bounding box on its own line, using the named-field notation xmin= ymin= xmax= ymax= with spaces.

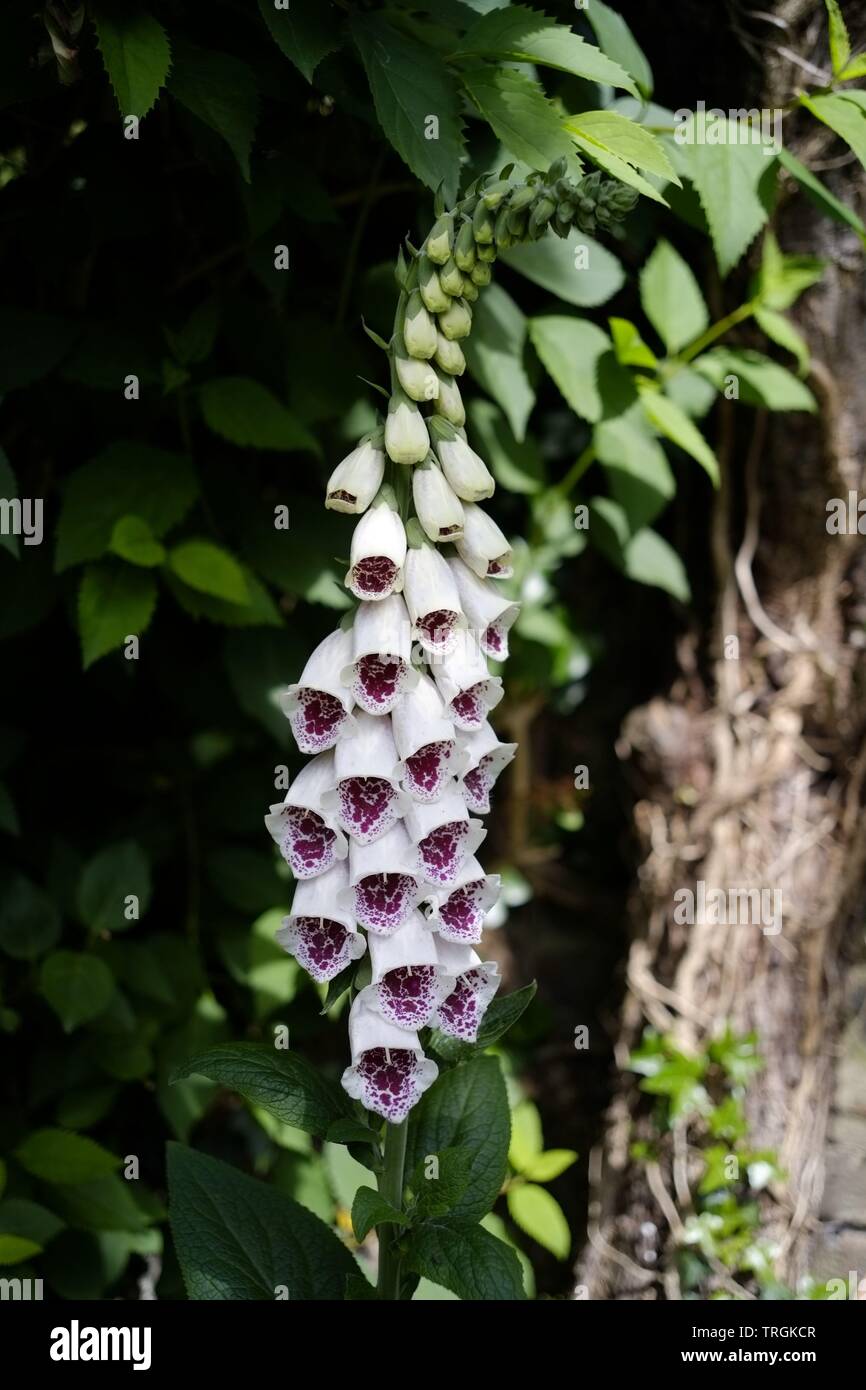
xmin=402 ymin=289 xmax=438 ymax=360
xmin=404 ymin=784 xmax=486 ymax=886
xmin=403 ymin=542 xmax=466 ymax=656
xmin=342 ymin=993 xmax=438 ymax=1123
xmin=322 ymin=710 xmax=410 ymax=844
xmin=281 ymin=628 xmax=357 ymax=754
xmin=276 ymin=861 xmax=366 ymax=982
xmin=341 ymin=594 xmax=419 ymax=715
xmin=412 ymin=458 xmax=464 ymax=542
xmin=385 ymin=387 xmax=430 ymax=465
xmin=325 ymin=436 xmax=385 ymax=514
xmin=430 ymin=418 xmax=495 ymax=502
xmin=431 ymin=632 xmax=504 ymax=731
xmin=264 ymin=750 xmax=348 ymax=878
xmin=345 ymin=496 xmax=407 ymax=601
xmin=424 ymin=855 xmax=501 ymax=944
xmin=457 ymin=722 xmax=518 ymax=815
xmin=392 ymin=672 xmax=466 ymax=804
xmin=432 ymin=941 xmax=501 ymax=1041
xmin=448 ymin=556 xmax=520 ymax=659
xmin=456 ymin=501 xmax=514 ymax=578
xmin=342 ymin=822 xmax=424 ymax=935
xmin=359 ymin=910 xmax=455 ymax=1030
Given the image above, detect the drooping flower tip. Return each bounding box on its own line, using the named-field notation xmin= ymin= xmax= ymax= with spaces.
xmin=342 ymin=994 xmax=438 ymax=1122
xmin=345 ymin=499 xmax=407 ymax=602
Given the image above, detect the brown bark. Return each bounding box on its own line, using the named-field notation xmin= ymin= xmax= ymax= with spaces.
xmin=578 ymin=3 xmax=866 ymax=1299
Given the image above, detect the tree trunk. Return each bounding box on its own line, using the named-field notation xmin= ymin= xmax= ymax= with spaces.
xmin=578 ymin=0 xmax=866 ymax=1299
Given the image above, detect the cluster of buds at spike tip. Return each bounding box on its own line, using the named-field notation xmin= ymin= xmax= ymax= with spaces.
xmin=271 ymin=160 xmax=636 ymax=1125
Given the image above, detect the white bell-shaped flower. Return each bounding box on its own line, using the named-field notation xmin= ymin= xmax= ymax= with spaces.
xmin=403 ymin=542 xmax=466 ymax=656
xmin=431 ymin=632 xmax=504 ymax=732
xmin=455 ymin=502 xmax=513 ymax=579
xmin=431 ymin=420 xmax=495 ymax=502
xmin=359 ymin=910 xmax=455 ymax=1032
xmin=404 ymin=785 xmax=486 ymax=886
xmin=448 ymin=556 xmax=520 ymax=659
xmin=423 ymin=855 xmax=501 ymax=944
xmin=392 ymin=673 xmax=466 ymax=804
xmin=345 ymin=498 xmax=407 ymax=602
xmin=342 ymin=823 xmax=424 ymax=935
xmin=456 ymin=722 xmax=517 ymax=815
xmin=264 ymin=750 xmax=348 ymax=879
xmin=341 ymin=594 xmax=418 ymax=716
xmin=320 ymin=710 xmax=409 ymax=844
xmin=432 ymin=941 xmax=501 ymax=1042
xmin=276 ymin=862 xmax=366 ymax=983
xmin=412 ymin=459 xmax=464 ymax=543
xmin=280 ymin=627 xmax=357 ymax=753
xmin=342 ymin=994 xmax=438 ymax=1122
xmin=385 ymin=388 xmax=430 ymax=465
xmin=325 ymin=437 xmax=385 ymax=514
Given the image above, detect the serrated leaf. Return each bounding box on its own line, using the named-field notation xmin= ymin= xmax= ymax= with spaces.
xmin=754 ymin=306 xmax=809 ymax=376
xmin=171 ymin=1043 xmax=352 ymax=1137
xmin=407 ymin=1221 xmax=525 ymax=1300
xmin=109 ymin=515 xmax=166 ymax=568
xmin=405 ymin=1056 xmax=510 ymax=1223
xmin=461 ymin=66 xmax=577 ymax=173
xmin=0 ymin=872 xmax=60 ymax=960
xmin=640 ymin=388 xmax=719 ymax=484
xmin=169 ymin=41 xmax=259 ymax=182
xmin=0 ymin=1198 xmax=65 ymax=1248
xmin=453 ymin=5 xmax=639 ymax=98
xmin=609 ymin=317 xmax=658 ymax=369
xmin=411 ymin=1147 xmax=472 ymax=1219
xmin=257 ymin=0 xmax=339 ymax=83
xmin=754 ymin=230 xmax=824 ymax=310
xmin=39 ymin=952 xmax=114 ymax=1033
xmin=801 ymin=91 xmax=866 ymax=172
xmin=508 ymin=1100 xmax=543 ymax=1171
xmin=166 ymin=569 xmax=282 ymax=628
xmin=199 ymin=377 xmax=319 ymax=454
xmin=639 ymin=239 xmax=709 ymax=353
xmin=507 ymin=1183 xmax=570 ymax=1259
xmin=466 ymin=399 xmax=545 ymax=495
xmin=824 ymin=0 xmax=851 ymax=75
xmin=501 ymin=228 xmax=623 ymax=308
xmin=169 ymin=540 xmax=249 ymax=605
xmin=595 ymin=412 xmax=675 ymax=531
xmin=683 ymin=119 xmax=775 ymax=275
xmin=778 ymin=146 xmax=866 ymax=240
xmin=351 ymin=14 xmax=465 ymax=203
xmin=78 ymin=563 xmax=158 ymax=669
xmin=528 ymin=315 xmax=612 ymax=422
xmin=92 ymin=4 xmax=171 ymax=118
xmin=168 ymin=1143 xmax=355 ymax=1299
xmin=77 ymin=840 xmax=152 ymax=934
xmin=351 ymin=1186 xmax=404 ymax=1243
xmin=521 ymin=1148 xmax=578 ymax=1183
xmin=15 ymin=1129 xmax=120 ymax=1185
xmin=694 ymin=348 xmax=816 ymax=412
xmin=463 ymin=283 xmax=534 ymax=441
xmin=585 ymin=0 xmax=653 ymax=99
xmin=566 ymin=110 xmax=679 ymax=183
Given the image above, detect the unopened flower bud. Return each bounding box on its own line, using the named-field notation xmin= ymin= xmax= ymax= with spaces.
xmin=403 ymin=289 xmax=437 ymax=359
xmin=435 ymin=370 xmax=465 ymax=428
xmin=455 ymin=502 xmax=513 ymax=578
xmin=418 ymin=253 xmax=451 ymax=313
xmin=395 ymin=345 xmax=439 ymax=403
xmin=430 ymin=418 xmax=494 ymax=501
xmin=461 ymin=279 xmax=479 ymax=303
xmin=439 ymin=257 xmax=464 ymax=297
xmin=385 ymin=387 xmax=430 ymax=465
xmin=454 ymin=219 xmax=476 ymax=272
xmin=325 ymin=437 xmax=386 ymax=513
xmin=472 ymin=200 xmax=495 ymax=244
xmin=438 ymin=298 xmax=472 ymax=341
xmin=470 ymin=261 xmax=492 ymax=287
xmin=434 ymin=331 xmax=466 ymax=376
xmin=426 ymin=213 xmax=454 ymax=265
xmin=413 ymin=458 xmax=465 ymax=543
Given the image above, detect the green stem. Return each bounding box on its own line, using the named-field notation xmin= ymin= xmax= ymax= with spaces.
xmin=556 ymin=442 xmax=596 ymax=495
xmin=676 ymin=300 xmax=757 ymax=365
xmin=376 ymin=1119 xmax=408 ymax=1299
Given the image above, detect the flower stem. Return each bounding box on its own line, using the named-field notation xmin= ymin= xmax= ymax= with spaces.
xmin=676 ymin=300 xmax=757 ymax=364
xmin=376 ymin=1118 xmax=408 ymax=1299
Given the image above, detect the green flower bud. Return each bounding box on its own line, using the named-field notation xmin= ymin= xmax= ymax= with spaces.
xmin=461 ymin=278 xmax=479 ymax=303
xmin=470 ymin=261 xmax=492 ymax=287
xmin=482 ymin=178 xmax=513 ymax=210
xmin=476 ymin=242 xmax=497 ymax=263
xmin=454 ymin=219 xmax=476 ymax=272
xmin=434 ymin=331 xmax=466 ymax=376
xmin=529 ymin=196 xmax=556 ymax=238
xmin=439 ymin=256 xmax=464 ymax=297
xmin=438 ymin=297 xmax=472 ymax=341
xmin=426 ymin=213 xmax=453 ymax=265
xmin=395 ymin=336 xmax=440 ymax=403
xmin=506 ymin=206 xmax=529 ymax=239
xmin=547 ymin=155 xmax=568 ymax=183
xmin=507 ymin=184 xmax=536 ymax=213
xmin=418 ymin=253 xmax=451 ymax=313
xmin=472 ymin=200 xmax=495 ymax=244
xmin=494 ymin=204 xmax=513 ymax=248
xmin=435 ymin=369 xmax=465 ymax=428
xmin=403 ymin=289 xmax=438 ymax=359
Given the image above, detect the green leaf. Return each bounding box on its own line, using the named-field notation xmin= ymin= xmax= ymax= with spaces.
xmin=168 ymin=1143 xmax=355 ymax=1299
xmin=640 ymin=388 xmax=719 ymax=484
xmin=590 ymin=499 xmax=691 ymax=601
xmin=168 ymin=41 xmax=259 ymax=182
xmin=684 ymin=119 xmax=775 ymax=275
xmin=566 ymin=110 xmax=679 ymax=183
xmin=56 ymin=443 xmax=197 ymax=572
xmin=452 ymin=5 xmax=640 ymax=98
xmin=694 ymin=348 xmax=816 ymax=412
xmin=199 ymin=377 xmax=319 ymax=454
xmin=0 ymin=1197 xmax=65 ymax=1248
xmin=800 ymin=92 xmax=866 ymax=172
xmin=528 ymin=316 xmax=612 ymax=423
xmin=51 ymin=1174 xmax=152 ymax=1232
xmin=0 ymin=1234 xmax=41 ymax=1265
xmin=91 ymin=4 xmax=171 ymax=118
xmin=507 ymin=1183 xmax=571 ymax=1259
xmin=585 ymin=0 xmax=653 ymax=99
xmin=754 ymin=231 xmax=824 ymax=310
xmin=508 ymin=1100 xmax=543 ymax=1171
xmin=351 ymin=1186 xmax=405 ymax=1243
xmin=257 ymin=0 xmax=339 ymax=83
xmin=777 ymin=146 xmax=866 ymax=241
xmin=77 ymin=840 xmax=152 ymax=934
xmin=839 ymin=53 xmax=866 ymax=80
xmin=406 ymin=1056 xmax=510 ymax=1223
xmin=609 ymin=317 xmax=658 ymax=369
xmin=754 ymin=306 xmax=809 ymax=376
xmin=171 ymin=1043 xmax=352 ymax=1138
xmin=463 ymin=283 xmax=534 ymax=441
xmin=15 ymin=1129 xmax=120 ymax=1185
xmin=639 ymin=239 xmax=709 ymax=353
xmin=39 ymin=952 xmax=114 ymax=1033
xmin=410 ymin=1147 xmax=473 ymax=1219
xmin=108 ymin=515 xmax=166 ymax=568
xmin=466 ymin=400 xmax=545 ymax=495
xmin=501 ymin=228 xmax=624 ymax=309
xmin=461 ymin=66 xmax=577 ymax=172
xmin=407 ymin=1221 xmax=525 ymax=1300
xmin=595 ymin=412 xmax=675 ymax=531
xmin=0 ymin=872 xmax=61 ymax=960
xmin=474 ymin=981 xmax=537 ymax=1050
xmin=350 ymin=14 xmax=465 ymax=203
xmin=168 ymin=540 xmax=249 ymax=605
xmin=166 ymin=568 xmax=282 ymax=628
xmin=824 ymin=0 xmax=851 ymax=75
xmin=521 ymin=1149 xmax=578 ymax=1183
